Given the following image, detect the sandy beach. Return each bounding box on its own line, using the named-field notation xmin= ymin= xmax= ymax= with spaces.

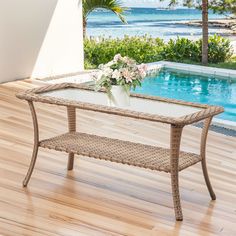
xmin=179 ymin=19 xmax=236 ymax=33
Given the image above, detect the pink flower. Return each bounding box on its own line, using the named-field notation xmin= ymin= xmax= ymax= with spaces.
xmin=138 ymin=64 xmax=147 ymax=78
xmin=138 ymin=63 xmax=148 ymax=71
xmin=103 ymin=67 xmax=113 ymax=77
xmin=114 ymin=54 xmax=122 ymax=62
xmin=122 ymin=68 xmax=133 ymax=83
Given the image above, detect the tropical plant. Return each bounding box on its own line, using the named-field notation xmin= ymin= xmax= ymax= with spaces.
xmin=84 ymin=35 xmax=164 ymax=66
xmin=82 ymin=0 xmax=127 ymax=37
xmin=84 ymin=35 xmax=233 ymax=68
xmin=166 ymin=0 xmax=210 ymax=65
xmin=161 ymin=37 xmax=200 ymax=62
xmin=208 ymin=0 xmax=236 ymax=17
xmin=168 ymin=0 xmax=236 ymax=64
xmin=203 ymin=34 xmax=233 ymax=63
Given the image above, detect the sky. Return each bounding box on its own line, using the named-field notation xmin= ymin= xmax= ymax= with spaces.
xmin=122 ymin=0 xmax=173 ymax=8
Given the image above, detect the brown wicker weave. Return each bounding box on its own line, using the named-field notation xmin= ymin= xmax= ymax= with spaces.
xmin=39 ymin=132 xmax=202 ymax=172
xmin=16 ymin=83 xmax=224 ymax=221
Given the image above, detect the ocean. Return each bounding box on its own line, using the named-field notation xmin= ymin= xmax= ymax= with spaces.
xmin=86 ymin=8 xmax=231 ymax=41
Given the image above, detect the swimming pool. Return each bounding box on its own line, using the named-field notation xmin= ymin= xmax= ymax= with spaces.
xmin=134 ymin=69 xmax=236 ymax=122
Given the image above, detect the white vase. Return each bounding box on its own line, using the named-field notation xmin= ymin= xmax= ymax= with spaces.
xmin=108 ymin=85 xmax=130 ymax=107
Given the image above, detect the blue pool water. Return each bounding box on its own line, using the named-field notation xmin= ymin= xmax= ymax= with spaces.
xmin=134 ymin=69 xmax=236 ymax=122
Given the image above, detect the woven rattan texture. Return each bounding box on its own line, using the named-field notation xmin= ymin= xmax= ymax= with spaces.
xmin=16 ymin=83 xmax=224 ymax=126
xmin=39 ymin=132 xmax=202 ymax=172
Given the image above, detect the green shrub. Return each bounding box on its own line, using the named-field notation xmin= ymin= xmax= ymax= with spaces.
xmin=161 ymin=37 xmax=201 ymax=62
xmin=84 ymin=59 xmax=96 ymax=69
xmin=84 ymin=35 xmax=233 ymax=68
xmin=199 ymin=35 xmax=233 ymax=63
xmin=84 ymin=35 xmax=164 ymax=67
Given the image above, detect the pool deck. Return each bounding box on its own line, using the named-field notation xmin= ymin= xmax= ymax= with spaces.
xmin=1 ymin=79 xmax=236 ymax=235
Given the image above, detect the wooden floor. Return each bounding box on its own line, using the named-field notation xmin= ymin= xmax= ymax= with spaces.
xmin=0 ymin=79 xmax=236 ymax=236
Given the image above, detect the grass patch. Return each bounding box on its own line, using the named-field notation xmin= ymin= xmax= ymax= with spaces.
xmin=209 ymin=56 xmax=236 ymax=70
xmin=178 ymin=56 xmax=236 ymax=70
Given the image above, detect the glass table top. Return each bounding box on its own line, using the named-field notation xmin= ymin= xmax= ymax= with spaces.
xmin=40 ymin=88 xmax=202 ymax=118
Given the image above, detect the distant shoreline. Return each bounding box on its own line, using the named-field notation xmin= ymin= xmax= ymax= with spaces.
xmin=176 ymin=18 xmax=236 ymax=35
xmin=174 ymin=18 xmax=236 ymax=53
xmin=88 ymin=8 xmax=236 ymax=51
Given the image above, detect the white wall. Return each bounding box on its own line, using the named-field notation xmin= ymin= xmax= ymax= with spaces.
xmin=0 ymin=0 xmax=84 ymax=83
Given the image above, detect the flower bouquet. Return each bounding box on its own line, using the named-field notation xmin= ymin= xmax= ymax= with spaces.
xmin=92 ymin=54 xmax=147 ymax=107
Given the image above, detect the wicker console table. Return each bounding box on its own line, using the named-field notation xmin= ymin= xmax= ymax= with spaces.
xmin=16 ymin=83 xmax=224 ymax=221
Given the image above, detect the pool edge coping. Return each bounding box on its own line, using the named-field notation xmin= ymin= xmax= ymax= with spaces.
xmin=146 ymin=61 xmax=236 ymax=129
xmin=146 ymin=61 xmax=236 ymax=79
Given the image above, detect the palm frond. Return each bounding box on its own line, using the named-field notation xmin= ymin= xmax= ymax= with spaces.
xmin=83 ymin=0 xmax=127 ymax=23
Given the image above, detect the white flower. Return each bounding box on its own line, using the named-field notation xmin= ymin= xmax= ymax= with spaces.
xmin=123 ymin=56 xmax=129 ymax=63
xmin=96 ymin=71 xmax=104 ymax=80
xmin=114 ymin=54 xmax=122 ymax=62
xmin=123 ymin=56 xmax=135 ymax=66
xmin=95 ymin=55 xmax=145 ymax=92
xmin=112 ymin=69 xmax=121 ymax=80
xmin=98 ymin=64 xmax=104 ymax=70
xmin=103 ymin=67 xmax=113 ymax=77
xmin=106 ymin=61 xmax=115 ymax=67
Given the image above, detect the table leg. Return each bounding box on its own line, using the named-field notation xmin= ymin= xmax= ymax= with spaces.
xmin=67 ymin=106 xmax=76 ymax=170
xmin=200 ymin=117 xmax=216 ymax=200
xmin=23 ymin=101 xmax=39 ymax=187
xmin=170 ymin=125 xmax=183 ymax=221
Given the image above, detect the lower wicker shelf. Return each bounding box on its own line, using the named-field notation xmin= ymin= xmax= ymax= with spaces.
xmin=39 ymin=132 xmax=202 ymax=173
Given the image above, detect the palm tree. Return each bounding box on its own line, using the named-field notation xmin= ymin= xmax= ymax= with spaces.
xmin=167 ymin=0 xmax=209 ymax=64
xmin=82 ymin=0 xmax=127 ymax=38
xmin=202 ymin=0 xmax=208 ymax=65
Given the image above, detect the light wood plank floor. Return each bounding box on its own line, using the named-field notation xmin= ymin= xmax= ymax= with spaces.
xmin=0 ymin=80 xmax=235 ymax=236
